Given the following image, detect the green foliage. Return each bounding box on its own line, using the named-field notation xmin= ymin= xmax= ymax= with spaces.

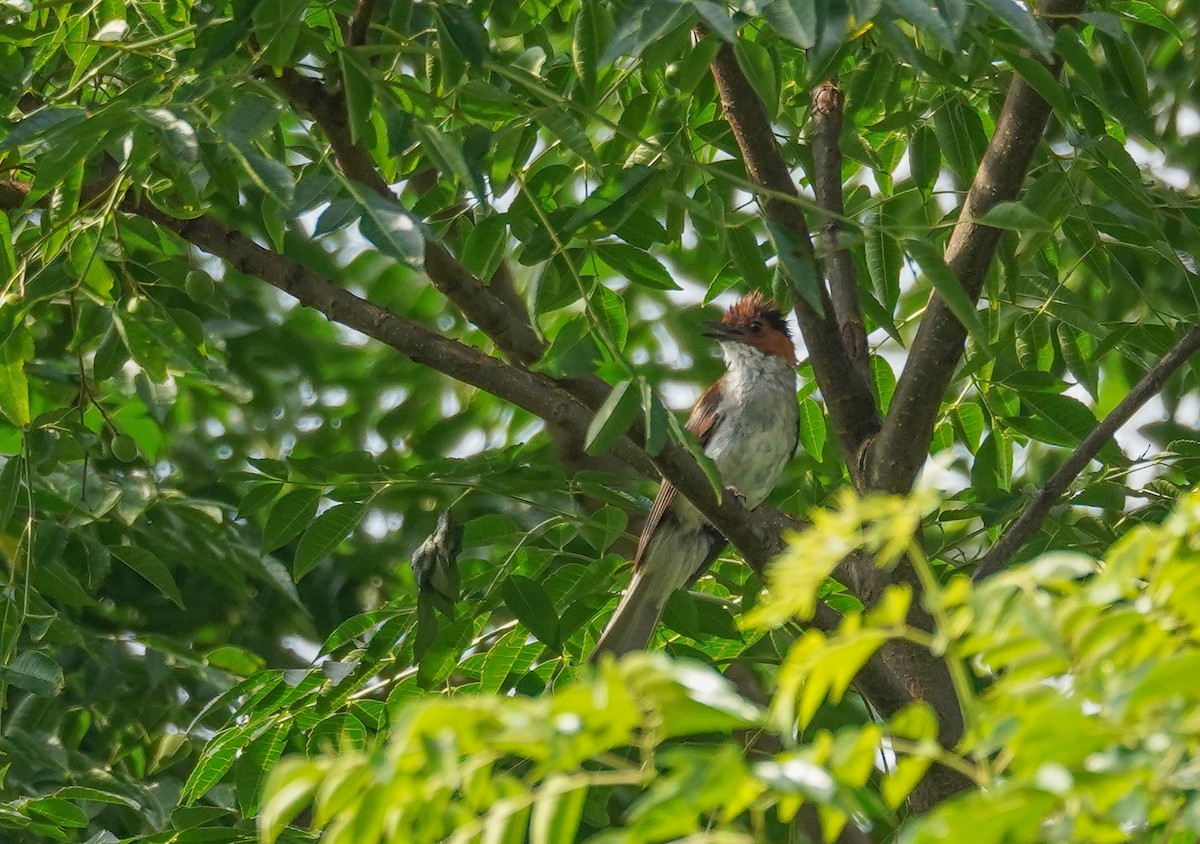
xmin=0 ymin=0 xmax=1197 ymax=841
xmin=260 ymin=490 xmax=1200 ymax=842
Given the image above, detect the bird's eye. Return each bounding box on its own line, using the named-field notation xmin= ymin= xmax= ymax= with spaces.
xmin=749 ymin=320 xmax=762 ymax=333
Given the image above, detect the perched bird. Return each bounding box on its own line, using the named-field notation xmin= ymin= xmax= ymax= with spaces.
xmin=591 ymin=292 xmax=799 ymax=658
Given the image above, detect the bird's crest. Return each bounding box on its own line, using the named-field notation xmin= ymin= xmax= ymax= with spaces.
xmin=724 ymin=292 xmax=790 ymax=338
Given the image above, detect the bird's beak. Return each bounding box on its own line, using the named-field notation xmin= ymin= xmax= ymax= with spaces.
xmin=701 ymin=320 xmax=742 ymax=341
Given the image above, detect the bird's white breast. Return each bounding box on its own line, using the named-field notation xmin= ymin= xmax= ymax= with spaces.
xmin=704 ymin=343 xmax=798 ymax=508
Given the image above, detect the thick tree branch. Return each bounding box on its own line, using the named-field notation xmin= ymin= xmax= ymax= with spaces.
xmin=708 ymin=41 xmax=969 ymax=811
xmin=266 ymin=68 xmax=393 ymax=199
xmin=973 ymin=324 xmax=1200 ymax=581
xmin=265 ymin=67 xmax=546 ymax=365
xmin=260 ymin=53 xmax=827 ymax=569
xmin=4 ymin=173 xmax=946 ymax=803
xmin=869 ymin=0 xmax=1087 ymax=495
xmin=708 ymin=41 xmax=881 ymax=478
xmin=346 ymin=0 xmax=377 ymax=47
xmin=810 ymin=79 xmax=871 ymax=391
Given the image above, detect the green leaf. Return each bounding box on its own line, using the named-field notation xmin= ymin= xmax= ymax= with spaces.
xmin=2 ymin=651 xmax=64 ymax=697
xmin=1057 ymin=323 xmax=1097 ymax=399
xmin=0 ymin=326 xmax=32 ymax=427
xmin=294 ymin=502 xmax=366 ymax=580
xmin=253 ymin=0 xmax=302 ymax=72
xmin=798 ymin=398 xmax=826 ymax=458
xmin=595 ymin=243 xmax=679 ymax=290
xmin=413 ymin=121 xmax=476 ymax=187
xmin=977 ymin=201 xmax=1053 ymax=232
xmin=691 ymin=0 xmax=738 ymax=42
xmin=622 ymin=656 xmax=762 ymax=736
xmin=0 ymin=455 xmax=23 ymax=529
xmin=359 ymin=192 xmax=425 ymax=265
xmin=530 ymin=776 xmax=588 ymax=844
xmin=24 ymin=797 xmax=86 ymax=828
xmin=239 ymin=482 xmax=285 ymax=520
xmin=181 ymin=724 xmax=251 ymax=804
xmin=907 ymin=239 xmax=990 ymax=352
xmin=573 ymin=0 xmax=602 ymax=100
xmin=996 ymin=45 xmax=1072 ymax=115
xmin=726 ymin=224 xmax=772 ymax=292
xmin=871 ymin=354 xmax=897 ymax=414
xmin=933 ymin=95 xmax=986 ymax=186
xmin=883 ymin=0 xmax=956 ymax=49
xmin=642 ymin=381 xmax=670 ymax=455
xmin=733 ymin=39 xmax=778 ymax=116
xmin=502 ymin=575 xmax=561 ymax=648
xmin=461 ymin=215 xmax=509 ymax=281
xmin=0 ymin=213 xmax=14 ymax=282
xmin=563 ymin=166 xmax=658 ymax=236
xmin=237 ymin=721 xmax=291 ymax=815
xmin=759 ymin=0 xmax=817 ymax=48
xmin=109 ymin=545 xmax=185 ymax=608
xmin=972 ymin=430 xmax=1012 ymax=494
xmin=976 ymin=0 xmax=1052 ymax=57
xmin=767 ymin=221 xmax=823 ymax=315
xmin=535 ymin=107 xmax=600 ymax=169
xmin=236 ymin=145 xmax=295 ymax=206
xmin=262 ymin=488 xmax=323 ymax=552
xmin=138 ymin=107 xmax=199 ymax=167
xmin=909 ymin=124 xmax=940 ymax=196
xmin=478 ymin=628 xmax=531 ymax=694
xmin=1010 ymin=391 xmax=1097 ymax=447
xmin=437 ymin=3 xmax=489 ymax=66
xmin=865 ymin=208 xmax=901 ymax=308
xmin=260 ymin=758 xmax=324 ymax=844
xmin=602 ymin=0 xmax=695 ymax=62
xmin=954 ymin=403 xmax=986 ymax=454
xmin=667 ymin=410 xmax=724 ymax=500
xmin=340 ymin=48 xmax=375 ymax=147
xmin=593 ymin=284 xmax=629 ymax=349
xmin=584 ymin=379 xmax=641 ymax=455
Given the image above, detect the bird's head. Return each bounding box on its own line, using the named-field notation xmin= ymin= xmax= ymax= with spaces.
xmin=702 ymin=292 xmax=796 ymax=365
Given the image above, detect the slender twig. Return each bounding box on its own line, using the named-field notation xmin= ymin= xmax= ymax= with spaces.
xmin=869 ymin=0 xmax=1087 ymax=495
xmin=810 ymin=79 xmax=871 ymax=391
xmin=973 ymin=325 xmax=1200 ymax=581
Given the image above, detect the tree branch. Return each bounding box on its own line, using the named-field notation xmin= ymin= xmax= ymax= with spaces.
xmin=3 ymin=172 xmax=946 ymax=803
xmin=707 ymin=40 xmax=970 ymax=811
xmin=264 ymin=67 xmax=546 ymax=365
xmin=973 ymin=324 xmax=1200 ymax=581
xmin=258 ymin=50 xmax=831 ymax=572
xmin=346 ymin=0 xmax=377 ymax=47
xmin=708 ymin=41 xmax=881 ymax=478
xmin=869 ymin=0 xmax=1087 ymax=495
xmin=810 ymin=79 xmax=871 ymax=391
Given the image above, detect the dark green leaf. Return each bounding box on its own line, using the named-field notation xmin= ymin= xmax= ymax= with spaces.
xmin=262 ymin=488 xmax=323 ymax=552
xmin=584 ymin=379 xmax=641 ymax=455
xmin=295 ymin=501 xmax=366 ymax=580
xmin=759 ymin=0 xmax=817 ymax=48
xmin=2 ymin=651 xmax=64 ymax=697
xmin=109 ymin=545 xmax=185 ymax=608
xmin=437 ymin=3 xmax=489 ymax=66
xmin=907 ymin=240 xmax=990 ymax=351
xmin=502 ymin=575 xmax=561 ymax=648
xmin=596 ymin=243 xmax=679 ymax=290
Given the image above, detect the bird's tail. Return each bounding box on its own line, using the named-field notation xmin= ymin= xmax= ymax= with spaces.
xmin=590 ymin=568 xmax=672 ymax=661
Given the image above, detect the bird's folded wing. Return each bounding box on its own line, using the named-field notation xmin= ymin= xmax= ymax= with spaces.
xmin=633 ymin=381 xmax=723 ymax=567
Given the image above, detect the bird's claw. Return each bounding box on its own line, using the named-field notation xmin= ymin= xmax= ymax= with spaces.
xmin=724 ymin=486 xmax=747 ymax=508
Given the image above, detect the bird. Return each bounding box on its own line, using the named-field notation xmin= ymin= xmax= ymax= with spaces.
xmin=591 ymin=291 xmax=799 ymax=659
